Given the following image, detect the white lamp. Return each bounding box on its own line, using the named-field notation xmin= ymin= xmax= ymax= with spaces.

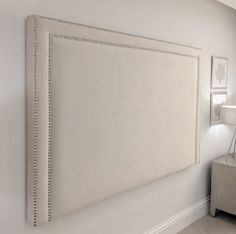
xmin=221 ymin=105 xmax=236 ymax=160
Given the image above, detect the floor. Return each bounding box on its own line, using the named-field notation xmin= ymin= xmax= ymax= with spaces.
xmin=179 ymin=212 xmax=236 ymax=234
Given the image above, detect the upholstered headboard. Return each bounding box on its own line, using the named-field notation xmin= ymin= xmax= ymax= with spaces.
xmin=26 ymin=15 xmax=200 ymax=225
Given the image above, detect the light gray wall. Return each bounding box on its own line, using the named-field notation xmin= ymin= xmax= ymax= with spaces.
xmin=1 ymin=0 xmax=236 ymax=233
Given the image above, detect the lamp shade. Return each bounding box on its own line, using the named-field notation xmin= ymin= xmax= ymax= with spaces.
xmin=221 ymin=105 xmax=236 ymax=126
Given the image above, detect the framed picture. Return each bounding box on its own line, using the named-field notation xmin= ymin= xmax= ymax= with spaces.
xmin=210 ymin=92 xmax=227 ymax=125
xmin=211 ymin=56 xmax=228 ymax=89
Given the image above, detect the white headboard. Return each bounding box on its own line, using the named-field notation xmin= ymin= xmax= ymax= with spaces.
xmin=26 ymin=15 xmax=201 ymax=225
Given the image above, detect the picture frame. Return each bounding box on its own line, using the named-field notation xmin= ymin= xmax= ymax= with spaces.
xmin=211 ymin=56 xmax=228 ymax=89
xmin=210 ymin=91 xmax=228 ymax=125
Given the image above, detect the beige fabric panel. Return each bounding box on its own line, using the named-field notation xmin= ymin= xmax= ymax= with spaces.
xmin=26 ymin=15 xmax=201 ymax=225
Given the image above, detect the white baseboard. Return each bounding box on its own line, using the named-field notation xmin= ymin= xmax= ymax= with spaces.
xmin=145 ymin=196 xmax=211 ymax=234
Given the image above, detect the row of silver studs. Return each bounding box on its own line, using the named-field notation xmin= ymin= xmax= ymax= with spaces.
xmin=48 ymin=34 xmax=53 ymax=222
xmin=52 ymin=34 xmax=199 ymax=59
xmin=34 ymin=15 xmax=200 ymax=51
xmin=32 ymin=16 xmax=38 ymax=227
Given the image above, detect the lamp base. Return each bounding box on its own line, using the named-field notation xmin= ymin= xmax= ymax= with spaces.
xmin=226 ymin=129 xmax=236 ymax=162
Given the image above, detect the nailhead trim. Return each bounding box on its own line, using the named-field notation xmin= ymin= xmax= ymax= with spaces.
xmin=34 ymin=15 xmax=200 ymax=51
xmin=48 ymin=34 xmax=53 ymax=222
xmin=52 ymin=33 xmax=199 ymax=58
xmin=32 ymin=16 xmax=38 ymax=227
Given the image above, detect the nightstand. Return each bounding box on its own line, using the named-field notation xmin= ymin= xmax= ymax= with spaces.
xmin=211 ymin=155 xmax=236 ymax=216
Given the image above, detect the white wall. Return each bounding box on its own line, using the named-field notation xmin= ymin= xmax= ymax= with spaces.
xmin=1 ymin=0 xmax=236 ymax=233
